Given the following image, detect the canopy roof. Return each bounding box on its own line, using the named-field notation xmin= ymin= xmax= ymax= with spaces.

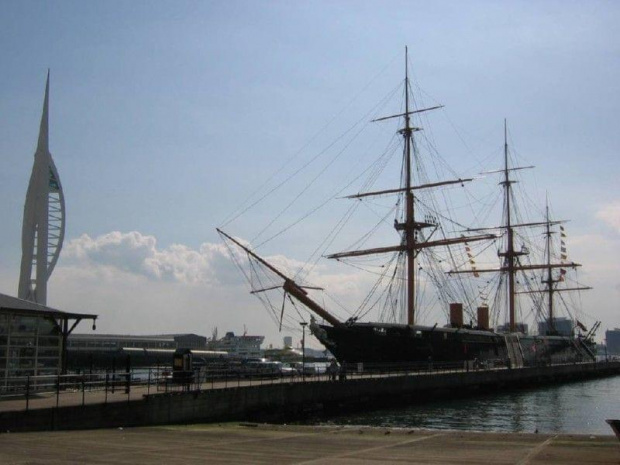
xmin=0 ymin=292 xmax=97 ymax=321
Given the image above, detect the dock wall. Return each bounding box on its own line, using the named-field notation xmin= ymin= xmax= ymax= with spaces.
xmin=2 ymin=362 xmax=619 ymax=432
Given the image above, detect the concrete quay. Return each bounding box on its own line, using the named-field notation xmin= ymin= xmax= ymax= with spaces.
xmin=1 ymin=423 xmax=619 ymax=464
xmin=2 ymin=361 xmax=619 ymax=433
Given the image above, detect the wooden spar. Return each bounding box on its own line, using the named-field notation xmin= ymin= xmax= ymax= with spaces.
xmin=217 ymin=228 xmax=289 ymax=281
xmin=412 ymin=234 xmax=496 ymax=250
xmin=216 ymin=228 xmax=341 ymax=327
xmin=252 ymin=284 xmax=323 ymax=294
xmin=516 ymin=286 xmax=593 ymax=295
xmin=327 ymin=233 xmax=494 ymax=260
xmin=465 ymin=220 xmax=566 ymax=232
xmin=481 ymin=165 xmax=535 ymax=175
xmin=344 ymin=178 xmax=473 ymax=199
xmin=448 ymin=262 xmax=581 ymax=274
xmin=279 ymin=293 xmax=286 ymax=332
xmin=371 ymin=105 xmax=444 ymax=122
xmin=327 ymin=245 xmax=403 ymax=260
xmin=511 ymin=263 xmax=580 ymax=272
xmin=282 ymin=280 xmax=340 ymax=326
xmin=250 ymin=285 xmax=282 ymax=294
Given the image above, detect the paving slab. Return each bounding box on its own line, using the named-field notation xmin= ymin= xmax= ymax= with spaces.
xmin=0 ymin=423 xmax=618 ymax=464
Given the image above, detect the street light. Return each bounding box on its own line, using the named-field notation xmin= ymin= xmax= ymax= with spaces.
xmin=300 ymin=321 xmax=307 ymax=382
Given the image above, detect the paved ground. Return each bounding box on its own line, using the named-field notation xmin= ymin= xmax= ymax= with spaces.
xmin=0 ymin=423 xmax=618 ymax=464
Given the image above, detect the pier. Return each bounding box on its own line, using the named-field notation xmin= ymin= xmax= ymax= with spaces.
xmin=1 ymin=361 xmax=619 ymax=432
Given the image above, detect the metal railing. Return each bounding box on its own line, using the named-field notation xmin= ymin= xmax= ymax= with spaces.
xmin=0 ymin=358 xmax=601 ymax=413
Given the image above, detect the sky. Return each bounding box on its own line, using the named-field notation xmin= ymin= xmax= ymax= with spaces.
xmin=0 ymin=0 xmax=619 ymax=348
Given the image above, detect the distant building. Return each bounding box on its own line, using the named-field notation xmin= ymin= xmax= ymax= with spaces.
xmin=538 ymin=317 xmax=574 ymax=337
xmin=496 ymin=323 xmax=529 ymax=334
xmin=606 ymin=329 xmax=620 ymax=355
xmin=0 ymin=293 xmax=96 ymax=383
xmin=67 ymin=333 xmax=207 ymax=352
xmin=66 ymin=333 xmax=207 ymax=369
xmin=208 ymin=332 xmax=264 ymax=358
xmin=170 ymin=334 xmax=207 ymax=349
xmin=283 ymin=336 xmax=292 ymax=348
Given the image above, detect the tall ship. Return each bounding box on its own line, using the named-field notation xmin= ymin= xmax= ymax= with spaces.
xmin=218 ymin=50 xmax=597 ymax=369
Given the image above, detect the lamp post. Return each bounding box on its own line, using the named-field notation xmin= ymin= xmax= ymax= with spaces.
xmin=300 ymin=321 xmax=307 ymax=382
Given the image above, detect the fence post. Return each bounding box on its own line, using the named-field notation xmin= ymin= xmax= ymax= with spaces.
xmin=56 ymin=373 xmax=60 ymax=408
xmin=125 ymin=355 xmax=131 ymax=397
xmin=25 ymin=375 xmax=30 ymax=412
xmin=126 ymin=371 xmax=131 ymax=402
xmin=105 ymin=372 xmax=109 ymax=404
xmin=111 ymin=359 xmax=116 ymax=394
xmin=82 ymin=376 xmax=86 ymax=406
xmin=147 ymin=367 xmax=151 ymax=396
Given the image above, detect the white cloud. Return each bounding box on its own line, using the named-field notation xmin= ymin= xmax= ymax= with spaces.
xmin=63 ymin=231 xmax=236 ymax=286
xmin=596 ymin=201 xmax=620 ymax=234
xmin=568 ymin=233 xmax=620 ymax=274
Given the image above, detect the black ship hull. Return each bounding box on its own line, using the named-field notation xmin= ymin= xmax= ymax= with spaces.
xmin=311 ymin=321 xmax=594 ymax=368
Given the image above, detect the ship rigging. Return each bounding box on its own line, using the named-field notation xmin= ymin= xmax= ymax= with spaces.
xmin=218 ymin=49 xmax=596 ymax=366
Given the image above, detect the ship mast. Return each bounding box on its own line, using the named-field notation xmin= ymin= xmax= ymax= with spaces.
xmin=500 ymin=131 xmax=590 ymax=334
xmin=449 ymin=122 xmax=584 ymax=334
xmin=403 ymin=47 xmax=416 ymax=325
xmin=500 ymin=120 xmax=520 ymax=332
xmin=543 ymin=200 xmax=556 ymax=333
xmin=519 ymin=200 xmax=592 ymax=335
xmin=326 ymin=47 xmax=493 ymax=326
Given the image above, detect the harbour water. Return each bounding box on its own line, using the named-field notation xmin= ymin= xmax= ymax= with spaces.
xmin=307 ymin=375 xmax=620 ymax=435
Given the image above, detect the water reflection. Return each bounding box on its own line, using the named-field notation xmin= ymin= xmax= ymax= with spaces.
xmin=307 ymin=376 xmax=620 ymax=434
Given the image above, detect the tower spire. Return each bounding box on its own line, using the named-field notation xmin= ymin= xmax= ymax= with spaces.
xmin=18 ymin=72 xmax=66 ymax=305
xmin=37 ymin=69 xmax=50 ymax=153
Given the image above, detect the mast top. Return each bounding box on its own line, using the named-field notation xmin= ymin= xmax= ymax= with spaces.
xmin=405 ymin=46 xmax=408 ymax=83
